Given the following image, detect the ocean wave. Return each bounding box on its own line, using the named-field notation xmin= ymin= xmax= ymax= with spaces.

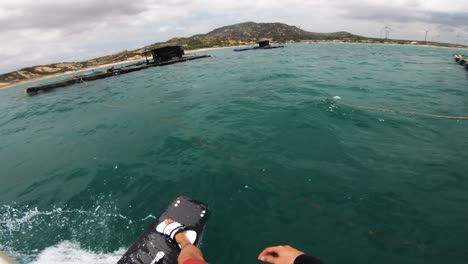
xmin=1 ymin=241 xmax=125 ymax=264
xmin=30 ymin=241 xmax=126 ymax=264
xmin=0 ymin=200 xmax=156 ymax=262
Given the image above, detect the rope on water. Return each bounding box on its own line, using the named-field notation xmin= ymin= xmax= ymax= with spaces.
xmin=332 ymin=99 xmax=468 ymax=120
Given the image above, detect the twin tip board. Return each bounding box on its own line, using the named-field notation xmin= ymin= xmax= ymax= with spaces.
xmin=118 ymin=196 xmax=209 ymax=264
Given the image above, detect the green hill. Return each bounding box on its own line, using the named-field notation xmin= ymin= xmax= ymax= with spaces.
xmin=146 ymin=22 xmax=362 ymax=50
xmin=195 ymin=21 xmax=358 ymax=41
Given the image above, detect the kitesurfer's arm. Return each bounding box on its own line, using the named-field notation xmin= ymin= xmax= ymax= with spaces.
xmin=258 ymin=245 xmax=322 ymax=264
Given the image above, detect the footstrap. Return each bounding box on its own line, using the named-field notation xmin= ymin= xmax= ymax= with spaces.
xmin=163 ymin=222 xmax=187 ymax=240
xmin=156 ymin=220 xmax=198 ymax=246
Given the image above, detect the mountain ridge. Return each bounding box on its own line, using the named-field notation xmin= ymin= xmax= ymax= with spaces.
xmin=1 ymin=22 xmax=363 ymax=88
xmin=149 ymin=22 xmax=360 ymax=49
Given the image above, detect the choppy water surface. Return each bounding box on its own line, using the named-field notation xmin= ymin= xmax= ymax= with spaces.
xmin=1 ymin=43 xmax=468 ymax=264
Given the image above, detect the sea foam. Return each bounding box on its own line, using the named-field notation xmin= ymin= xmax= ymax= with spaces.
xmin=30 ymin=241 xmax=126 ymax=264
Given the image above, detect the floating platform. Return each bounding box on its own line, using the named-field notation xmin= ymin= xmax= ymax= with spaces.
xmin=453 ymin=54 xmax=468 ymax=70
xmin=453 ymin=54 xmax=467 ymax=65
xmin=234 ymin=40 xmax=284 ymax=52
xmin=234 ymin=45 xmax=285 ymax=52
xmin=24 ymin=55 xmax=210 ymax=96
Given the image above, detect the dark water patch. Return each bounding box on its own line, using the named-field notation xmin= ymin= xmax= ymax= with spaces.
xmin=348 ymin=85 xmax=372 ymax=93
xmin=313 ymin=82 xmax=339 ymax=89
xmin=64 ymin=168 xmax=90 ymax=182
xmin=17 ymin=170 xmax=65 ymax=199
xmin=435 ymin=87 xmax=467 ymax=95
xmin=1 ymin=126 xmax=27 ymax=136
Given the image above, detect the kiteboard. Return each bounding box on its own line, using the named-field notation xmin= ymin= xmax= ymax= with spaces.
xmin=118 ymin=195 xmax=208 ymax=264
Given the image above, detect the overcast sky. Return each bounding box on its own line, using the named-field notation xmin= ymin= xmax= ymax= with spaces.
xmin=1 ymin=0 xmax=467 ymax=73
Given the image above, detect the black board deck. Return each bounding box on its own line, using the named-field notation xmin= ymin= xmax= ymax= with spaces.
xmin=118 ymin=196 xmax=209 ymax=264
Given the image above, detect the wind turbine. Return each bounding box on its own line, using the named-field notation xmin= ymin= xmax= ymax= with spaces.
xmin=380 ymin=26 xmax=391 ymax=40
xmin=424 ymin=29 xmax=430 ymax=42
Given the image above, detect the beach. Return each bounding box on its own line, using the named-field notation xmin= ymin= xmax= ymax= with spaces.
xmin=0 ymin=59 xmax=144 ymax=90
xmin=0 ymin=46 xmax=248 ymax=91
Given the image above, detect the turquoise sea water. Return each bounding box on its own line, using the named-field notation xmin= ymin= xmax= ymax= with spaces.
xmin=1 ymin=43 xmax=468 ymax=264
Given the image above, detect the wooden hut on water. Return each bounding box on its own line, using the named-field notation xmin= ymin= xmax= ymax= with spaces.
xmin=144 ymin=46 xmax=184 ymax=63
xmin=258 ymin=40 xmax=270 ymax=48
xmin=234 ymin=40 xmax=284 ymax=52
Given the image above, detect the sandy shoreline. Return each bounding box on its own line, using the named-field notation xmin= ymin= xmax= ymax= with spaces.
xmin=0 ymin=59 xmax=145 ymax=90
xmin=0 ymin=46 xmax=243 ymax=91
xmin=1 ymin=43 xmax=465 ymax=91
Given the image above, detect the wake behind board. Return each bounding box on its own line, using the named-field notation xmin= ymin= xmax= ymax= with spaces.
xmin=118 ymin=196 xmax=208 ymax=264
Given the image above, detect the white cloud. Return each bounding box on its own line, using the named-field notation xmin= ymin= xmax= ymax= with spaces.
xmin=0 ymin=0 xmax=467 ymax=73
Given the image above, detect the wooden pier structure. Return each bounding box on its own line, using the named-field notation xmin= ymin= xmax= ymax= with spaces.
xmin=453 ymin=54 xmax=468 ymax=70
xmin=24 ymin=46 xmax=210 ymax=96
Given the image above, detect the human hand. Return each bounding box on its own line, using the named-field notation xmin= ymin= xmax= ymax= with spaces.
xmin=258 ymin=245 xmax=304 ymax=264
